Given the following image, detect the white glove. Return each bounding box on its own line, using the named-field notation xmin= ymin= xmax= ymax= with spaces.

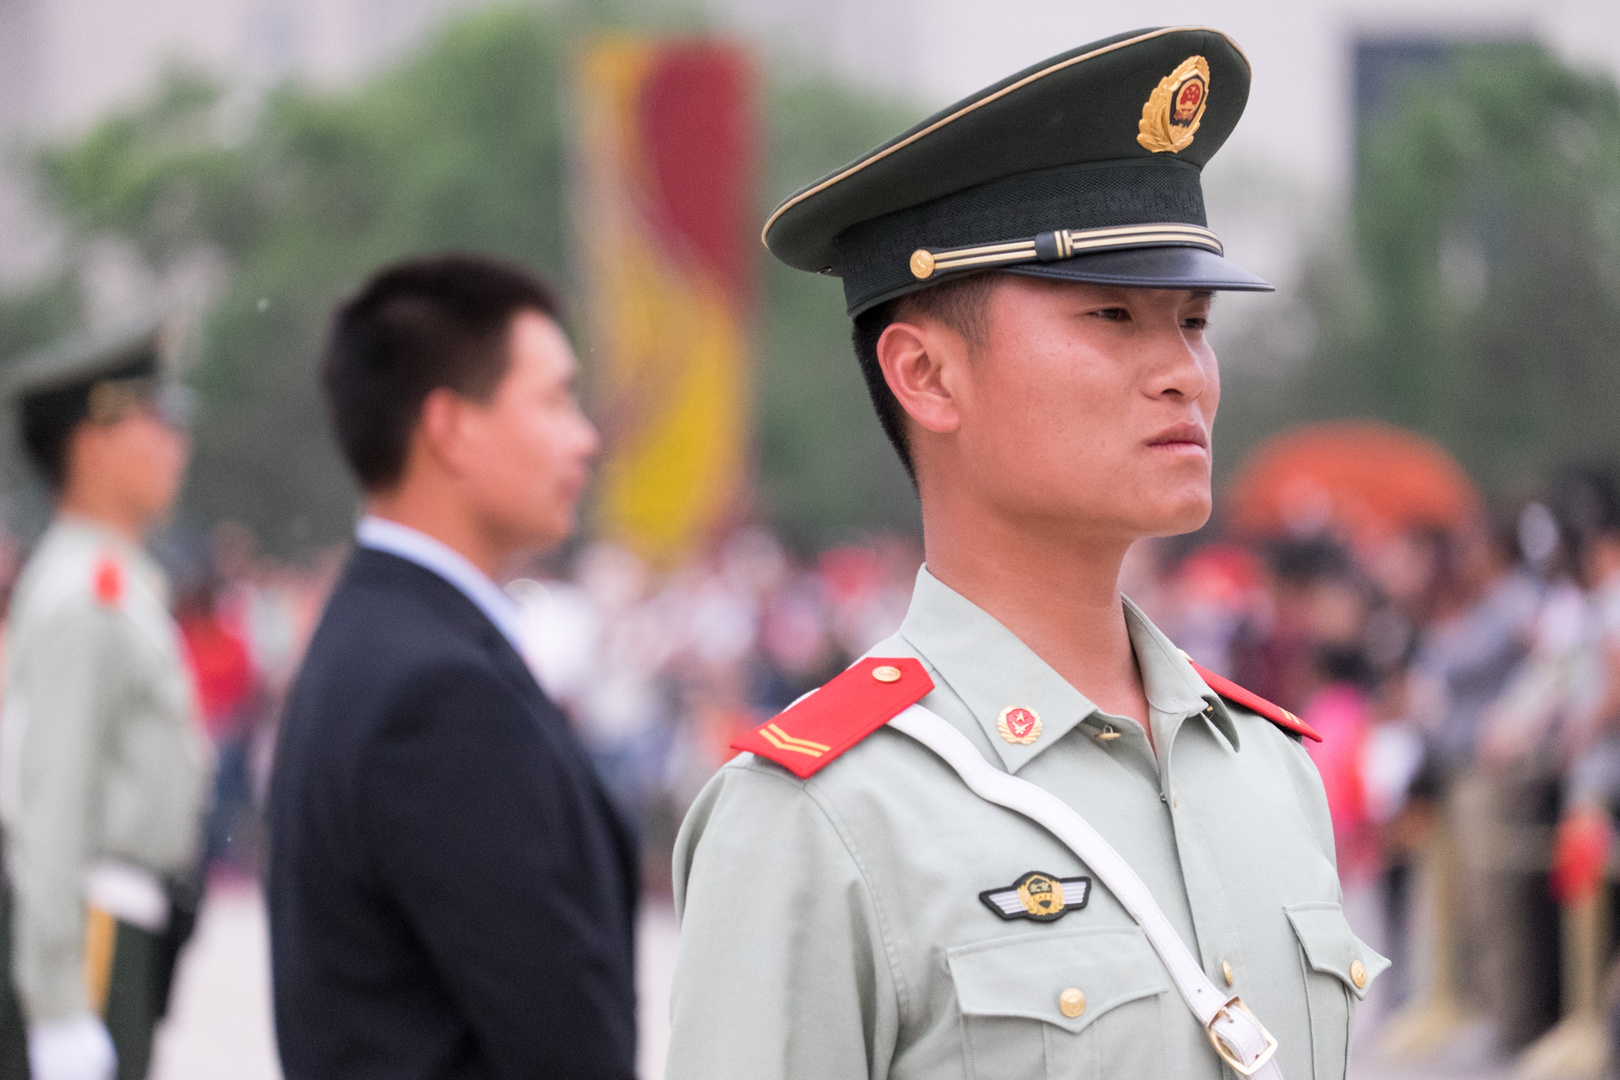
xmin=27 ymin=1014 xmax=116 ymax=1080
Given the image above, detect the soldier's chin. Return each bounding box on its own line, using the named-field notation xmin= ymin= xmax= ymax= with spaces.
xmin=1129 ymin=487 xmax=1211 ymax=539
xmin=1155 ymin=499 xmax=1213 ymax=538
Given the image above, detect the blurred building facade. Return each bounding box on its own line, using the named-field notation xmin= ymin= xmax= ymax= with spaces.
xmin=0 ymin=0 xmax=484 ymax=290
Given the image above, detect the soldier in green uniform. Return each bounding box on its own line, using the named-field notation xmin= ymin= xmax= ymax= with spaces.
xmin=0 ymin=324 xmax=209 ymax=1080
xmin=668 ymin=27 xmax=1387 ymax=1080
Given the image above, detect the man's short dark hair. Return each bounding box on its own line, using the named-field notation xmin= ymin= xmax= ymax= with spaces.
xmin=323 ymin=253 xmax=562 ymax=492
xmin=850 ymin=273 xmax=998 ymax=482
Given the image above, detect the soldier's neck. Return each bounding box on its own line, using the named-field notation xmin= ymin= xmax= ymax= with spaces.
xmin=55 ymin=492 xmax=150 ymax=547
xmin=922 ymin=508 xmax=1153 ymax=745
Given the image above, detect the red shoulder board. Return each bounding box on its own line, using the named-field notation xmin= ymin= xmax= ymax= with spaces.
xmin=92 ymin=556 xmax=123 ymax=606
xmin=731 ymin=657 xmax=934 ymax=778
xmin=1186 ymin=658 xmax=1322 ymax=742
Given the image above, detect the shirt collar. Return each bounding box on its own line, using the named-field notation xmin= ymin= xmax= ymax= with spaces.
xmin=1122 ymin=593 xmax=1241 ymax=751
xmin=355 ymin=516 xmax=527 ymax=659
xmin=897 ymin=566 xmax=1233 ymax=773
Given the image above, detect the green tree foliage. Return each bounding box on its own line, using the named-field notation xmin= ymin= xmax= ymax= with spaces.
xmin=1292 ymin=43 xmax=1620 ymax=494
xmin=0 ymin=273 xmax=79 ymax=366
xmin=15 ymin=3 xmax=917 ymax=553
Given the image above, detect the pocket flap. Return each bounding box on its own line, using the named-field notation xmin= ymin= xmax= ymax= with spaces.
xmin=1285 ymin=903 xmax=1389 ymax=1000
xmin=947 ymin=927 xmax=1171 ymax=1034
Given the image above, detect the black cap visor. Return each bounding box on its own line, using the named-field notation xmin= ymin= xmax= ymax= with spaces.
xmin=1005 ymin=244 xmax=1272 ymax=292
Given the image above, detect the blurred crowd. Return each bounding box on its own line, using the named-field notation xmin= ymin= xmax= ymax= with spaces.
xmin=1132 ymin=464 xmax=1620 ymax=1060
xmin=17 ymin=458 xmax=1620 ymax=1061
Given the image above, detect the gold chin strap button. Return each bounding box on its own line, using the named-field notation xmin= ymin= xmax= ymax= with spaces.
xmin=909 ymin=249 xmax=936 ymax=279
xmin=1222 ymin=960 xmax=1235 ymax=987
xmin=1349 ymin=960 xmax=1368 ymax=989
xmin=1059 ymin=987 xmax=1086 ymax=1018
xmin=872 ymin=665 xmax=902 ymax=684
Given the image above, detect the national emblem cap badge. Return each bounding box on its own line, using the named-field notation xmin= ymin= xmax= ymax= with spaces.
xmin=980 ymin=871 xmax=1091 ymax=922
xmin=1137 ymin=55 xmax=1210 ymax=154
xmin=997 ymin=705 xmax=1042 ymax=745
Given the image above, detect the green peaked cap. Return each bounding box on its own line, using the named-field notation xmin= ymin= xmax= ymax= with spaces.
xmin=2 ymin=318 xmax=167 ymax=403
xmin=2 ymin=319 xmax=188 ymax=473
xmin=762 ymin=26 xmax=1273 ymax=315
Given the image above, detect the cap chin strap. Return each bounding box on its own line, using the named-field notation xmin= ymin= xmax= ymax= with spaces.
xmin=888 ymin=704 xmax=1283 ymax=1080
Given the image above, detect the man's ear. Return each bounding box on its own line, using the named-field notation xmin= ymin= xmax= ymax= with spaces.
xmin=876 ymin=319 xmax=965 ymax=436
xmin=414 ymin=386 xmax=467 ymax=474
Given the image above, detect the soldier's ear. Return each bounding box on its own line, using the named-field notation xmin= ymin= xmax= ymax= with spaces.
xmin=875 ymin=319 xmax=963 ymax=437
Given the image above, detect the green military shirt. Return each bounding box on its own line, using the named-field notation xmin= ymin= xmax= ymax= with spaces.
xmin=668 ymin=567 xmax=1387 ymax=1080
xmin=0 ymin=518 xmax=207 ymax=1022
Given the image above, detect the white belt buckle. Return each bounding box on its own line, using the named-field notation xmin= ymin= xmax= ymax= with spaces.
xmin=1207 ymin=998 xmax=1278 ymax=1077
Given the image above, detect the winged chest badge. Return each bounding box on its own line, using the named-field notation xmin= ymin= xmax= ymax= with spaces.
xmin=1137 ymin=55 xmax=1210 ymax=154
xmin=980 ymin=871 xmax=1092 ymax=922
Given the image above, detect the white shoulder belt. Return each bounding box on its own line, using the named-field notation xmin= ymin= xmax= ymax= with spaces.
xmin=888 ymin=703 xmax=1284 ymax=1080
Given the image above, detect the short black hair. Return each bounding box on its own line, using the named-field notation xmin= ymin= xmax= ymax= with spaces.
xmin=850 ymin=272 xmax=999 ymax=482
xmin=323 ymin=253 xmax=561 ymax=492
xmin=20 ymin=413 xmax=74 ymax=492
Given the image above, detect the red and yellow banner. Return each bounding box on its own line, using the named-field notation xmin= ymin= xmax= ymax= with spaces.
xmin=573 ymin=40 xmax=756 ymax=564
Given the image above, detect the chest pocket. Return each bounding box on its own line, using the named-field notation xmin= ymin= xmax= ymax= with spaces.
xmin=1285 ymin=903 xmax=1389 ymax=1080
xmin=948 ymin=926 xmax=1172 ymax=1080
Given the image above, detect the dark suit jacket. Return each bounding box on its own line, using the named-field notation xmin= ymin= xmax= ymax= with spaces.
xmin=268 ymin=548 xmax=639 ymax=1080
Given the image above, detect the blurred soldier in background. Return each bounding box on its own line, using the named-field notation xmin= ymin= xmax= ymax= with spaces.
xmin=269 ymin=254 xmax=636 ymax=1079
xmin=0 ymin=325 xmax=209 ymax=1080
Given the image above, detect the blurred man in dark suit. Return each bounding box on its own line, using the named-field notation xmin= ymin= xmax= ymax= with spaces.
xmin=268 ymin=254 xmax=637 ymax=1080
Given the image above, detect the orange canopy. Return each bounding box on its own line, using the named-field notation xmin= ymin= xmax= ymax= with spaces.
xmin=1225 ymin=420 xmax=1481 ymax=547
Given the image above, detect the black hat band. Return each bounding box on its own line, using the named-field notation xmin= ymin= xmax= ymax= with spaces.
xmin=909 ymin=222 xmax=1223 ymax=280
xmin=835 ymin=158 xmax=1209 ymax=313
xmin=87 ymin=377 xmax=158 ymax=424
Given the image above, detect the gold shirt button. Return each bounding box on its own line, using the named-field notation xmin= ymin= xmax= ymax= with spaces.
xmin=872 ymin=665 xmax=902 ymax=683
xmin=1059 ymin=988 xmax=1086 ymax=1018
xmin=1350 ymin=960 xmax=1368 ymax=989
xmin=1222 ymin=960 xmax=1235 ymax=987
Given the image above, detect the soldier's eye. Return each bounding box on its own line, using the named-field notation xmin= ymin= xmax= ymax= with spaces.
xmin=1091 ymin=307 xmax=1130 ymax=322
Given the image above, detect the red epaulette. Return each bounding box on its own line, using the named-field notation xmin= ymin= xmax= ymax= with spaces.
xmin=731 ymin=657 xmax=934 ymax=778
xmin=1186 ymin=658 xmax=1322 ymax=742
xmin=92 ymin=556 xmax=123 ymax=606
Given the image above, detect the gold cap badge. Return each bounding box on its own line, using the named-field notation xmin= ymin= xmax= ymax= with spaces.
xmin=1137 ymin=55 xmax=1210 ymax=154
xmin=997 ymin=705 xmax=1042 ymax=745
